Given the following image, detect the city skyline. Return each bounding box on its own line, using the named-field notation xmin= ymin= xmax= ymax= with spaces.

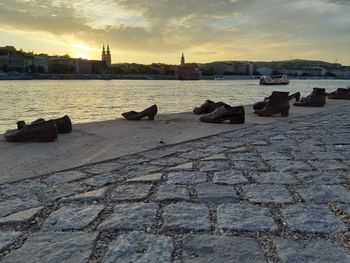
xmin=1 ymin=0 xmax=350 ymax=64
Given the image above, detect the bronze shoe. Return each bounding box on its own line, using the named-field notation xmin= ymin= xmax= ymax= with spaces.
xmin=327 ymin=88 xmax=350 ymax=100
xmin=193 ymin=100 xmax=220 ymax=115
xmin=255 ymin=91 xmax=290 ymax=117
xmin=200 ymin=105 xmax=245 ymax=124
xmin=253 ymin=92 xmax=300 ymax=111
xmin=122 ymin=104 xmax=158 ymax=120
xmin=17 ymin=115 xmax=72 ymax=134
xmin=5 ymin=120 xmax=58 ymax=142
xmin=294 ymin=88 xmax=326 ymax=107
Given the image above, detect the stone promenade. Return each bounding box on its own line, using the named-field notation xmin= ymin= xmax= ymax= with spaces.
xmin=0 ymin=106 xmax=349 ymax=262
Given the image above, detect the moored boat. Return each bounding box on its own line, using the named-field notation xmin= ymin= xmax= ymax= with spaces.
xmin=260 ymin=75 xmax=289 ymax=85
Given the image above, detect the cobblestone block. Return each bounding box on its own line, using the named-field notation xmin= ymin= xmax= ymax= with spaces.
xmin=179 ymin=150 xmax=211 ymax=160
xmin=83 ymin=172 xmax=124 ymax=187
xmin=251 ymin=172 xmax=298 ymax=184
xmin=41 ymin=182 xmax=87 ymax=201
xmin=233 ymin=161 xmax=269 ymax=171
xmin=45 ymin=171 xmax=88 ymax=185
xmin=163 ymin=202 xmax=210 ymax=231
xmin=213 ymin=171 xmax=248 ymax=185
xmin=0 ymin=232 xmax=21 ymax=251
xmin=270 ymin=160 xmax=312 ymax=172
xmin=259 ymin=152 xmax=290 ymax=161
xmin=42 ymin=205 xmax=103 ymax=230
xmin=227 ymin=146 xmax=249 ymax=153
xmin=309 ymin=160 xmax=348 ymax=171
xmin=282 ymin=204 xmax=347 ymax=233
xmin=154 ymin=184 xmax=190 ymax=201
xmin=61 ymin=187 xmax=108 ymax=202
xmin=111 ymin=183 xmax=153 ymax=201
xmin=0 ymin=198 xmax=41 ymax=218
xmin=0 ymin=180 xmax=47 ymax=199
xmin=201 ymin=153 xmax=226 ymax=161
xmin=150 ymin=157 xmax=187 ymax=166
xmin=312 ymin=151 xmax=346 ymax=160
xmin=1 ymin=232 xmax=97 ymax=263
xmin=242 ymin=184 xmax=293 ymax=203
xmin=127 ymin=173 xmax=162 ymax=182
xmin=196 ymin=183 xmax=239 ymax=203
xmin=102 ymin=232 xmax=173 ymax=263
xmin=0 ymin=207 xmax=43 ymax=224
xmin=274 ymin=238 xmax=350 ymax=263
xmin=122 ymin=164 xmax=162 ymax=178
xmin=198 ymin=161 xmax=231 ymax=172
xmin=296 ymin=172 xmax=345 ymax=185
xmin=98 ymin=203 xmax=158 ymax=231
xmin=166 ymin=162 xmax=193 ymax=171
xmin=167 ymin=171 xmax=207 ymax=185
xmin=338 ymin=204 xmax=350 ymax=215
xmin=182 ymin=235 xmax=267 ymax=263
xmin=217 ymin=203 xmax=277 ymax=232
xmin=296 ymin=185 xmax=350 ymax=204
xmin=227 ymin=152 xmax=259 ymax=161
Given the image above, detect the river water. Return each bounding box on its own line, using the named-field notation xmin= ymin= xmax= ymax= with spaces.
xmin=0 ymin=79 xmax=349 ymax=133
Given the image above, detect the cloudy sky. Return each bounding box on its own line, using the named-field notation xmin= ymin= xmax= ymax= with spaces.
xmin=0 ymin=0 xmax=349 ymax=64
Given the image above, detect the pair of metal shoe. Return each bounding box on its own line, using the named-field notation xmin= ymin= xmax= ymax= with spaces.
xmin=254 ymin=91 xmax=290 ymax=117
xmin=253 ymin=92 xmax=300 ymax=111
xmin=194 ymin=100 xmax=245 ymax=124
xmin=122 ymin=105 xmax=158 ymax=121
xmin=4 ymin=115 xmax=72 ymax=142
xmin=193 ymin=100 xmax=229 ymax=115
xmin=294 ymin=88 xmax=326 ymax=107
xmin=327 ymin=87 xmax=350 ymax=100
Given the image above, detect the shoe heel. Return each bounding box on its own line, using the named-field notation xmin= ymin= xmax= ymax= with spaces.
xmin=230 ymin=116 xmax=245 ymax=124
xmin=281 ymin=108 xmax=289 ymax=117
xmin=148 ymin=115 xmax=155 ymax=121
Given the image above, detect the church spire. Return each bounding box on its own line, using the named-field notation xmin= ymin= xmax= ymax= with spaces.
xmin=107 ymin=43 xmax=110 ymax=54
xmin=181 ymin=53 xmax=185 ymax=65
xmin=102 ymin=44 xmax=105 ymax=55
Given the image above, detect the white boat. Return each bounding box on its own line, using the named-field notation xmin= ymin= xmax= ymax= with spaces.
xmin=260 ymin=75 xmax=289 ymax=85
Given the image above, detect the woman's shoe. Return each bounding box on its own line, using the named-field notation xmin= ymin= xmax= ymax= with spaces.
xmin=294 ymin=88 xmax=326 ymax=107
xmin=5 ymin=120 xmax=58 ymax=142
xmin=122 ymin=105 xmax=158 ymax=120
xmin=255 ymin=91 xmax=290 ymax=117
xmin=200 ymin=105 xmax=245 ymax=124
xmin=16 ymin=115 xmax=72 ymax=134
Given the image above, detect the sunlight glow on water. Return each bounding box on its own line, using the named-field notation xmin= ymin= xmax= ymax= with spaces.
xmin=0 ymin=79 xmax=349 ymax=133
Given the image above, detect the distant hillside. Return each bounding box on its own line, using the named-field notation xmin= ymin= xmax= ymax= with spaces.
xmin=252 ymin=59 xmax=342 ymax=70
xmin=201 ymin=59 xmax=345 ymax=70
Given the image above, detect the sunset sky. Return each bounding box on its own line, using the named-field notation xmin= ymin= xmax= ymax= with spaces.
xmin=0 ymin=0 xmax=349 ymax=65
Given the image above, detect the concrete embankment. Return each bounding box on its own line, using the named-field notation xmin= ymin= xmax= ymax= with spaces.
xmin=0 ymin=99 xmax=349 ymax=184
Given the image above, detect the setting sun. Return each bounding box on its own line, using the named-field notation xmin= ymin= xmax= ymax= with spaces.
xmin=75 ymin=53 xmax=90 ymax=60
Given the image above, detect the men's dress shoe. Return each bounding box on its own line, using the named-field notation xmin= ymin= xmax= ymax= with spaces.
xmin=122 ymin=105 xmax=158 ymax=120
xmin=255 ymin=91 xmax=290 ymax=117
xmin=200 ymin=105 xmax=245 ymax=124
xmin=16 ymin=115 xmax=72 ymax=134
xmin=193 ymin=100 xmax=229 ymax=115
xmin=5 ymin=120 xmax=58 ymax=142
xmin=294 ymin=88 xmax=326 ymax=107
xmin=327 ymin=88 xmax=350 ymax=100
xmin=253 ymin=92 xmax=300 ymax=111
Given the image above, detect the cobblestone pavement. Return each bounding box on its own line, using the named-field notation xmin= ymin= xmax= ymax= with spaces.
xmin=0 ymin=107 xmax=349 ymax=263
